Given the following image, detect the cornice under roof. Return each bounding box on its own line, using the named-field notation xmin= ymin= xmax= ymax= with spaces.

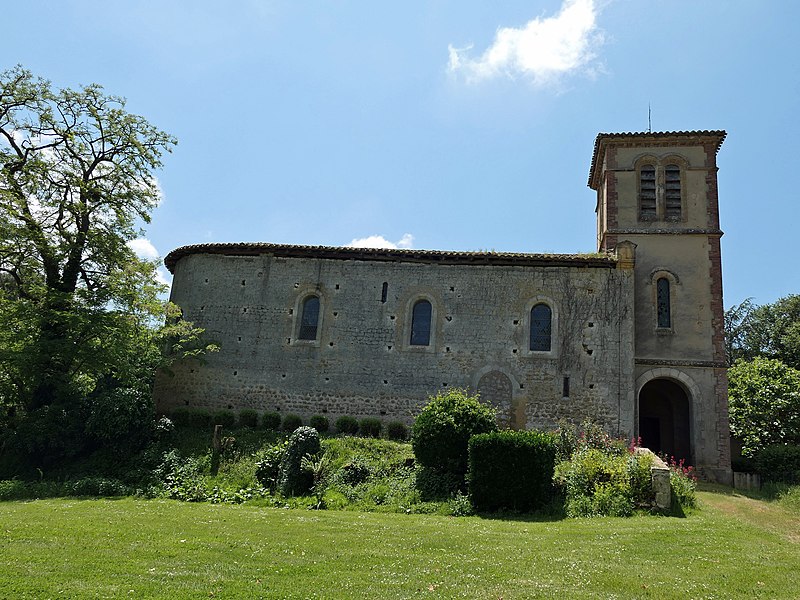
xmin=164 ymin=242 xmax=616 ymax=273
xmin=588 ymin=130 xmax=727 ymax=190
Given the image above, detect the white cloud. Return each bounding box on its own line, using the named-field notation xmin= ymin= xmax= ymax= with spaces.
xmin=448 ymin=0 xmax=603 ymax=85
xmin=127 ymin=238 xmax=160 ymax=259
xmin=156 ymin=267 xmax=172 ymax=288
xmin=346 ymin=233 xmax=415 ymax=249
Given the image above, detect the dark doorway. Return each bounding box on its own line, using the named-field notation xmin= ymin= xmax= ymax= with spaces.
xmin=638 ymin=378 xmax=691 ymax=462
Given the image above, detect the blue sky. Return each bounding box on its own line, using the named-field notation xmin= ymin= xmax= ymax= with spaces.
xmin=5 ymin=1 xmax=799 ymax=307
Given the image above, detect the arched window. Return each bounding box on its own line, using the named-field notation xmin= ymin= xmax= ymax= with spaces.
xmin=639 ymin=164 xmax=657 ymax=219
xmin=656 ymin=278 xmax=671 ymax=328
xmin=665 ymin=164 xmax=681 ymax=219
xmin=298 ymin=295 xmax=320 ymax=340
xmin=410 ymin=300 xmax=432 ymax=346
xmin=530 ymin=303 xmax=552 ymax=352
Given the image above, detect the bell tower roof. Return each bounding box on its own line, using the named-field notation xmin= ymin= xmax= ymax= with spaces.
xmin=588 ymin=130 xmax=726 ymax=190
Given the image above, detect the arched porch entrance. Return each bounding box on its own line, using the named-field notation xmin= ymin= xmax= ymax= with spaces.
xmin=638 ymin=378 xmax=691 ymax=462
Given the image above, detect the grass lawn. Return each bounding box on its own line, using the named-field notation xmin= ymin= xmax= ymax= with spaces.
xmin=1 ymin=487 xmax=798 ymax=599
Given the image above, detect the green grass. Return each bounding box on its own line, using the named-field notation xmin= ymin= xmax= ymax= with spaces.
xmin=1 ymin=488 xmax=798 ymax=599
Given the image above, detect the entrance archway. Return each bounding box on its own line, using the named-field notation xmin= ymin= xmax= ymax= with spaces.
xmin=638 ymin=378 xmax=691 ymax=461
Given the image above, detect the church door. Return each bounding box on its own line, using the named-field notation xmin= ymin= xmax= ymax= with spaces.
xmin=638 ymin=378 xmax=691 ymax=462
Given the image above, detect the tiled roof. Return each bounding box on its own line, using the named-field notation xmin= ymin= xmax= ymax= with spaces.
xmin=588 ymin=130 xmax=727 ymax=189
xmin=164 ymin=242 xmax=616 ymax=273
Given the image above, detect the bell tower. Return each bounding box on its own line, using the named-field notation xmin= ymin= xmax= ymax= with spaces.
xmin=589 ymin=130 xmax=731 ymax=483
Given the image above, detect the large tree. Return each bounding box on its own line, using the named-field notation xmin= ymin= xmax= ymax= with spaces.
xmin=728 ymin=357 xmax=800 ymax=456
xmin=0 ymin=66 xmax=205 ymax=469
xmin=725 ymin=295 xmax=800 ymax=369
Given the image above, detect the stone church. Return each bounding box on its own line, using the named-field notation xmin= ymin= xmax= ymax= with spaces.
xmin=155 ymin=130 xmax=732 ymax=482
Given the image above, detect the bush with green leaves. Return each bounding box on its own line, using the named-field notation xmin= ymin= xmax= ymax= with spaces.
xmin=335 ymin=415 xmax=359 ymax=435
xmin=281 ymin=414 xmax=303 ymax=433
xmin=254 ymin=439 xmax=290 ymax=491
xmin=755 ymin=444 xmax=800 ymax=484
xmin=261 ymin=412 xmax=282 ymax=430
xmin=553 ymin=444 xmax=655 ymax=518
xmin=728 ymin=357 xmax=800 ymax=456
xmin=309 ymin=415 xmax=329 ymax=433
xmin=71 ymin=477 xmax=129 ymax=497
xmin=411 ymin=389 xmax=497 ymax=498
xmin=278 ymin=426 xmax=321 ymax=497
xmin=386 ymin=421 xmax=408 ymax=441
xmin=238 ymin=409 xmax=258 ymax=429
xmin=190 ymin=410 xmax=214 ymax=430
xmin=359 ymin=418 xmax=382 ymax=438
xmin=212 ymin=409 xmax=236 ymax=428
xmin=468 ymin=430 xmax=558 ymax=512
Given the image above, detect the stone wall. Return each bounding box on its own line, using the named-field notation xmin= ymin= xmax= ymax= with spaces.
xmin=155 ymin=251 xmax=636 ymax=435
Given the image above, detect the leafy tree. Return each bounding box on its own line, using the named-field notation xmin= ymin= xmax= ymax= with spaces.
xmin=728 ymin=357 xmax=800 ymax=456
xmin=725 ymin=295 xmax=800 ymax=369
xmin=0 ymin=66 xmax=212 ymax=471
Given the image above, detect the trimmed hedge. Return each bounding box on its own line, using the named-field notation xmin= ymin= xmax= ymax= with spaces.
xmin=281 ymin=414 xmax=303 ymax=433
xmin=261 ymin=412 xmax=282 ymax=430
xmin=169 ymin=408 xmax=212 ymax=429
xmin=335 ymin=415 xmax=359 ymax=435
xmin=309 ymin=415 xmax=330 ymax=433
xmin=359 ymin=418 xmax=382 ymax=438
xmin=755 ymin=444 xmax=800 ymax=484
xmin=386 ymin=421 xmax=408 ymax=441
xmin=211 ymin=409 xmax=236 ymax=428
xmin=468 ymin=430 xmax=558 ymax=512
xmin=238 ymin=409 xmax=258 ymax=428
xmin=412 ymin=389 xmax=497 ymax=495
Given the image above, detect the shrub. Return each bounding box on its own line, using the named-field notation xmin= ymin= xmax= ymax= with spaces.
xmin=278 ymin=426 xmax=321 ymax=496
xmin=281 ymin=414 xmax=303 ymax=433
xmin=359 ymin=418 xmax=382 ymax=438
xmin=211 ymin=409 xmax=236 ymax=428
xmin=238 ymin=409 xmax=259 ymax=429
xmin=412 ymin=389 xmax=497 ymax=498
xmin=261 ymin=412 xmax=282 ymax=430
xmin=336 ymin=459 xmax=373 ymax=486
xmin=386 ymin=421 xmax=408 ymax=441
xmin=71 ymin=477 xmax=129 ymax=497
xmin=254 ymin=439 xmax=290 ymax=491
xmin=755 ymin=444 xmax=800 ymax=484
xmin=187 ymin=409 xmax=213 ymax=430
xmin=84 ymin=387 xmax=153 ymax=449
xmin=309 ymin=415 xmax=330 ymax=433
xmin=335 ymin=415 xmax=359 ymax=435
xmin=554 ymin=447 xmax=655 ymax=517
xmin=468 ymin=430 xmax=558 ymax=512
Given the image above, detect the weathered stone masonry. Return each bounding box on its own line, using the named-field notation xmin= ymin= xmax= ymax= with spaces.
xmin=155 ymin=130 xmax=732 ymax=483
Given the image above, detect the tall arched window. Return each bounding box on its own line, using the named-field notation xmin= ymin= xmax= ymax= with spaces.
xmin=665 ymin=164 xmax=681 ymax=219
xmin=639 ymin=164 xmax=657 ymax=219
xmin=530 ymin=303 xmax=552 ymax=352
xmin=656 ymin=278 xmax=671 ymax=328
xmin=410 ymin=300 xmax=432 ymax=346
xmin=298 ymin=295 xmax=320 ymax=340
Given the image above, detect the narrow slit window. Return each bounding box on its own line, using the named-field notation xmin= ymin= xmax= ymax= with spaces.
xmin=665 ymin=164 xmax=681 ymax=219
xmin=298 ymin=296 xmax=320 ymax=340
xmin=639 ymin=165 xmax=657 ymax=219
xmin=656 ymin=278 xmax=671 ymax=328
xmin=410 ymin=300 xmax=432 ymax=346
xmin=530 ymin=303 xmax=552 ymax=352
xmin=381 ymin=282 xmax=388 ymax=303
